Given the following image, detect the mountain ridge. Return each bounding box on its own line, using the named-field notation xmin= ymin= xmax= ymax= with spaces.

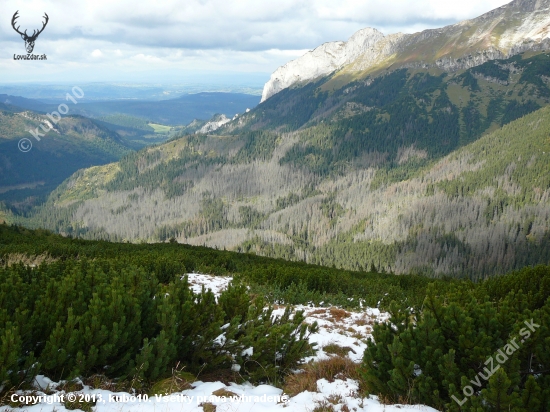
xmin=262 ymin=0 xmax=550 ymax=101
xmin=0 ymin=103 xmax=133 ymax=209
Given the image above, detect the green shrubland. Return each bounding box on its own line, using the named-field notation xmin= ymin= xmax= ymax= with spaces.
xmin=1 ymin=224 xmax=548 ymax=410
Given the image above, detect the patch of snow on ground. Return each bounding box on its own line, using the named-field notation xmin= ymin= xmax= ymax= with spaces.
xmin=185 ymin=273 xmax=232 ymax=298
xmin=271 ymin=305 xmax=390 ymax=363
xmin=1 ymin=376 xmax=439 ymax=412
xmin=183 ymin=272 xmax=391 ymax=366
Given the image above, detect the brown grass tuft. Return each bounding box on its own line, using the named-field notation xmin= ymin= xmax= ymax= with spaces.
xmin=322 ymin=343 xmax=355 ymax=357
xmin=212 ymin=388 xmax=238 ymax=398
xmin=82 ymin=374 xmax=119 ymax=392
xmin=283 ymin=369 xmax=317 ymax=396
xmin=328 ymin=308 xmax=351 ymax=321
xmin=309 ymin=309 xmax=327 ymax=316
xmin=201 ymin=402 xmax=217 ymax=412
xmin=327 ymin=394 xmax=344 ymax=404
xmin=313 ymin=400 xmax=336 ymax=411
xmin=356 ymin=314 xmax=376 ymax=326
xmin=283 ymin=356 xmax=360 ymax=396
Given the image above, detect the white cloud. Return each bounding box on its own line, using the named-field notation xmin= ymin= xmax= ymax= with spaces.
xmin=0 ymin=0 xmax=512 ymax=83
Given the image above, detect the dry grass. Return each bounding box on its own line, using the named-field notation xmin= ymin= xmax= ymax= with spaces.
xmin=0 ymin=387 xmax=16 ymax=408
xmin=149 ymin=374 xmax=194 ymax=396
xmin=322 ymin=343 xmax=355 ymax=357
xmin=376 ymin=393 xmax=395 ymax=405
xmin=84 ymin=364 xmax=196 ymax=397
xmin=212 ymin=388 xmax=238 ymax=398
xmin=355 ymin=314 xmax=377 ymax=326
xmin=376 ymin=392 xmax=414 ymax=406
xmin=0 ymin=378 xmax=59 ymax=408
xmin=283 ymin=356 xmax=360 ymax=396
xmin=352 ymin=332 xmax=365 ymax=340
xmin=309 ymin=309 xmax=327 ymax=316
xmin=149 ymin=364 xmax=196 ymax=396
xmin=201 ymin=402 xmax=217 ymax=412
xmin=56 ymin=380 xmax=94 ymax=411
xmin=63 ymin=397 xmax=95 ymax=412
xmin=1 ymin=388 xmax=40 ymax=409
xmin=283 ymin=369 xmax=317 ymax=396
xmin=327 ymin=394 xmax=344 ymax=405
xmin=312 ymin=400 xmax=336 ymax=411
xmin=328 ymin=308 xmax=351 ymax=321
xmin=82 ymin=375 xmax=117 ymax=391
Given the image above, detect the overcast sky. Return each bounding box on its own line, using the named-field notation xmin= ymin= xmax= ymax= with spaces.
xmin=0 ymin=0 xmax=511 ymax=85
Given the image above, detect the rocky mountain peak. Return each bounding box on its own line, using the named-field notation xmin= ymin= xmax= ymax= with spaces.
xmin=260 ymin=28 xmax=385 ymax=102
xmin=261 ymin=0 xmax=550 ymax=102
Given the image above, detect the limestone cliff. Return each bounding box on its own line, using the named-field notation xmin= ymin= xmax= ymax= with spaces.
xmin=261 ymin=0 xmax=550 ymax=102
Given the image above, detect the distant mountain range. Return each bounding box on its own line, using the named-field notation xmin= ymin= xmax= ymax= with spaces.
xmin=0 ymin=82 xmax=263 ymax=101
xmin=8 ymin=0 xmax=550 ymax=278
xmin=68 ymin=93 xmax=259 ymax=126
xmin=1 ymin=92 xmax=260 ymax=126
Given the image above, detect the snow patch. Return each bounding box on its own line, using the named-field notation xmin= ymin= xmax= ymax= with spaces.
xmin=184 ymin=273 xmax=232 ymax=298
xmin=3 ymin=376 xmax=439 ymax=412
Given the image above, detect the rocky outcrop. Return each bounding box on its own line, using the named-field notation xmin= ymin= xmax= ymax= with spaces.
xmin=261 ymin=0 xmax=550 ymax=102
xmin=261 ymin=28 xmax=386 ymax=102
xmin=197 ymin=114 xmax=230 ymax=134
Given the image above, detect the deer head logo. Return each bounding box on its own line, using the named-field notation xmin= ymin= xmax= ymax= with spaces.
xmin=11 ymin=11 xmax=49 ymax=54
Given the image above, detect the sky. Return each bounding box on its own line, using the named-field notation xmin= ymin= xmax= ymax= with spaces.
xmin=0 ymin=0 xmax=512 ymax=86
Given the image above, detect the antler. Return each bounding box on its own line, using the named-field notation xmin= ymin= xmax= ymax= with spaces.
xmin=32 ymin=13 xmax=49 ymax=39
xmin=11 ymin=11 xmax=26 ymax=37
xmin=12 ymin=11 xmax=49 ymax=40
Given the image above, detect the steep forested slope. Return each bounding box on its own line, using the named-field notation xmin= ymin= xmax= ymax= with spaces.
xmin=236 ymin=53 xmax=550 ymax=164
xmin=17 ymin=92 xmax=550 ymax=278
xmin=0 ymin=104 xmax=132 ymax=210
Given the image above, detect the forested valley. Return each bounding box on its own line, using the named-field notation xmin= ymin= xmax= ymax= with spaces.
xmin=8 ymin=52 xmax=550 ymax=279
